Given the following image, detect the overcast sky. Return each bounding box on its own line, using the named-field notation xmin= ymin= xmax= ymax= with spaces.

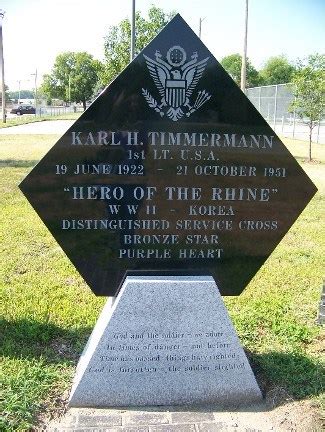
xmin=1 ymin=0 xmax=325 ymax=91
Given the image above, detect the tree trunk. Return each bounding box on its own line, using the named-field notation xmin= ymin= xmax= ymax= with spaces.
xmin=82 ymin=99 xmax=86 ymax=111
xmin=309 ymin=123 xmax=312 ymax=162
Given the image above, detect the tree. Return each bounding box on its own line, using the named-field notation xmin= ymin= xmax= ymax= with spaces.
xmin=290 ymin=54 xmax=325 ymax=161
xmin=102 ymin=6 xmax=175 ymax=85
xmin=260 ymin=55 xmax=295 ymax=85
xmin=8 ymin=89 xmax=34 ymax=100
xmin=41 ymin=52 xmax=103 ymax=110
xmin=220 ymin=53 xmax=261 ymax=88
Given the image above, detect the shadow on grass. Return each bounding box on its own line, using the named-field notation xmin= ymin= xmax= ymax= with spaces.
xmin=249 ymin=350 xmax=325 ymax=401
xmin=1 ymin=317 xmax=92 ymax=364
xmin=2 ymin=318 xmax=324 ymax=403
xmin=0 ymin=159 xmax=40 ymax=168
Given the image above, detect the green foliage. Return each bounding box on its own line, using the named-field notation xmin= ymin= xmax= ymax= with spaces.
xmin=220 ymin=53 xmax=261 ymax=87
xmin=41 ymin=52 xmax=103 ymax=110
xmin=8 ymin=89 xmax=34 ymax=100
xmin=0 ymin=358 xmax=64 ymax=430
xmin=290 ymin=54 xmax=325 ymax=160
xmin=260 ymin=55 xmax=296 ymax=85
xmin=102 ymin=6 xmax=175 ymax=85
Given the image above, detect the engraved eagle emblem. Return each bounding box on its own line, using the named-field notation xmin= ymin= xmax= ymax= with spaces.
xmin=142 ymin=45 xmax=211 ymax=121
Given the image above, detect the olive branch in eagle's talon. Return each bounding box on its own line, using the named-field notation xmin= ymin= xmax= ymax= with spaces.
xmin=142 ymin=88 xmax=164 ymax=116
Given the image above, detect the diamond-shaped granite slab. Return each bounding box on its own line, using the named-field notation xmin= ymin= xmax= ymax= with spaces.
xmin=19 ymin=14 xmax=317 ymax=296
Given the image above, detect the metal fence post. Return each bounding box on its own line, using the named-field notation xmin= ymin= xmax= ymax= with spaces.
xmin=273 ymin=84 xmax=278 ymax=130
xmin=246 ymin=83 xmax=324 ymax=143
xmin=292 ymin=107 xmax=296 ymax=139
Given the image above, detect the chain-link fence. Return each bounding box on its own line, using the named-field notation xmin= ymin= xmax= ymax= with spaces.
xmin=5 ymin=104 xmax=84 ymax=120
xmin=38 ymin=105 xmax=84 ymax=116
xmin=247 ymin=84 xmax=324 ymax=144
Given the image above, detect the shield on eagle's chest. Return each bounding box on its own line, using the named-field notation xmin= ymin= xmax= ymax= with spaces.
xmin=165 ymin=79 xmax=186 ymax=108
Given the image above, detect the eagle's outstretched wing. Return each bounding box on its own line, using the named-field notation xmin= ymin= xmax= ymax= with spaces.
xmin=143 ymin=54 xmax=170 ymax=98
xmin=183 ymin=57 xmax=210 ymax=98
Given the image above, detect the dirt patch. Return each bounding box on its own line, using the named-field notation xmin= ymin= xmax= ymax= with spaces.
xmin=263 ymin=399 xmax=323 ymax=432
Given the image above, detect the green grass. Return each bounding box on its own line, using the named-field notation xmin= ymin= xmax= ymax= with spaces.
xmin=0 ymin=112 xmax=80 ymax=129
xmin=0 ymin=134 xmax=324 ymax=430
xmin=282 ymin=136 xmax=325 ymax=164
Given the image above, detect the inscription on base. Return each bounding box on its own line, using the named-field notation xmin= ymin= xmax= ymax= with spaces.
xmin=87 ymin=330 xmax=244 ymax=376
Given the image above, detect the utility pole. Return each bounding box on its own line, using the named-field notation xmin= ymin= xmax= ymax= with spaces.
xmin=31 ymin=69 xmax=37 ymax=116
xmin=199 ymin=17 xmax=206 ymax=39
xmin=240 ymin=0 xmax=248 ymax=92
xmin=130 ymin=0 xmax=135 ymax=62
xmin=17 ymin=80 xmax=21 ymax=105
xmin=0 ymin=10 xmax=6 ymax=123
xmin=68 ymin=74 xmax=71 ymax=105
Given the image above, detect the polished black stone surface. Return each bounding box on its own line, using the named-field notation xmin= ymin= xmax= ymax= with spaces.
xmin=19 ymin=15 xmax=317 ymax=296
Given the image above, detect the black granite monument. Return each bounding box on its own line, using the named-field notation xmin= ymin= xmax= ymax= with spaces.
xmin=19 ymin=15 xmax=317 ymax=297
